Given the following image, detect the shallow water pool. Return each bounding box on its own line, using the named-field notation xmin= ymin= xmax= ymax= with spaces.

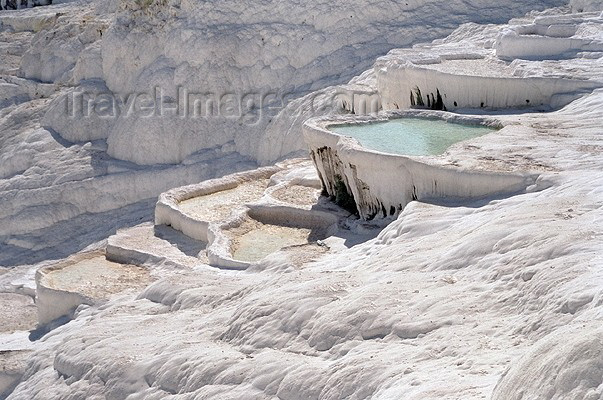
xmin=330 ymin=118 xmax=496 ymax=156
xmin=230 ymin=223 xmax=314 ymax=263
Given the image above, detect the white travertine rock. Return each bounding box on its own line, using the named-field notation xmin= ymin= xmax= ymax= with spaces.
xmin=96 ymin=0 xmax=566 ymax=165
xmin=304 ymin=111 xmax=544 ymax=220
xmin=18 ymin=8 xmax=107 ymax=83
xmin=41 ymin=80 xmax=114 ymax=142
xmin=492 ymin=323 xmax=603 ymax=400
xmin=72 ymin=42 xmax=103 ymax=84
xmin=376 ymin=12 xmax=603 ymax=113
xmin=2 ymin=4 xmax=603 ymax=400
xmin=495 ymin=13 xmax=603 ymax=60
xmin=570 ymin=0 xmax=603 ymax=12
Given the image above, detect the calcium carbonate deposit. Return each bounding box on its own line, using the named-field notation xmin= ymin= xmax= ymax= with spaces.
xmin=1 ymin=0 xmax=602 ymax=399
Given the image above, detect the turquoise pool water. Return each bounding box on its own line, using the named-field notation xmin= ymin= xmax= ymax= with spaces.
xmin=329 ymin=118 xmax=496 ymax=156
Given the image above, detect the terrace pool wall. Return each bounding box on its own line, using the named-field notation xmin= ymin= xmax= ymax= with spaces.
xmin=304 ymin=111 xmax=539 ymax=220
xmin=155 ymin=166 xmax=281 ymax=242
xmin=154 ymin=160 xmax=341 ymax=270
xmin=375 ymin=12 xmax=603 ymax=113
xmin=376 ymin=64 xmax=600 ymax=111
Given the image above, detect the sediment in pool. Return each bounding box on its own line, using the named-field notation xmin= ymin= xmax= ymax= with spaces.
xmin=227 ymin=219 xmax=322 ymax=263
xmin=36 ymin=251 xmax=152 ymax=325
xmin=178 ymin=179 xmax=269 ymax=222
xmin=269 ymin=185 xmax=322 ymax=208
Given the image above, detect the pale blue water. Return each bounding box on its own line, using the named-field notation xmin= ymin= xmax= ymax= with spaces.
xmin=330 ymin=118 xmax=496 ymax=156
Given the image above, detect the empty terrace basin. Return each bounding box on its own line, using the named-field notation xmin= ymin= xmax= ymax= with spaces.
xmin=329 ymin=118 xmax=496 ymax=156
xmin=269 ymin=184 xmax=322 ymax=208
xmin=178 ymin=179 xmax=269 ymax=223
xmin=36 ymin=251 xmax=152 ymax=325
xmin=0 ymin=293 xmax=37 ymax=333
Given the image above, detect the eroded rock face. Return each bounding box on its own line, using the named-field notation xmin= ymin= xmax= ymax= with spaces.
xmin=1 ymin=1 xmax=51 ymax=11
xmin=95 ymin=0 xmax=567 ymax=165
xmin=4 ymin=0 xmax=568 ymax=166
xmin=18 ymin=12 xmax=106 ymax=83
xmin=570 ymin=0 xmax=603 ymax=12
xmin=41 ymin=80 xmax=113 ymax=143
